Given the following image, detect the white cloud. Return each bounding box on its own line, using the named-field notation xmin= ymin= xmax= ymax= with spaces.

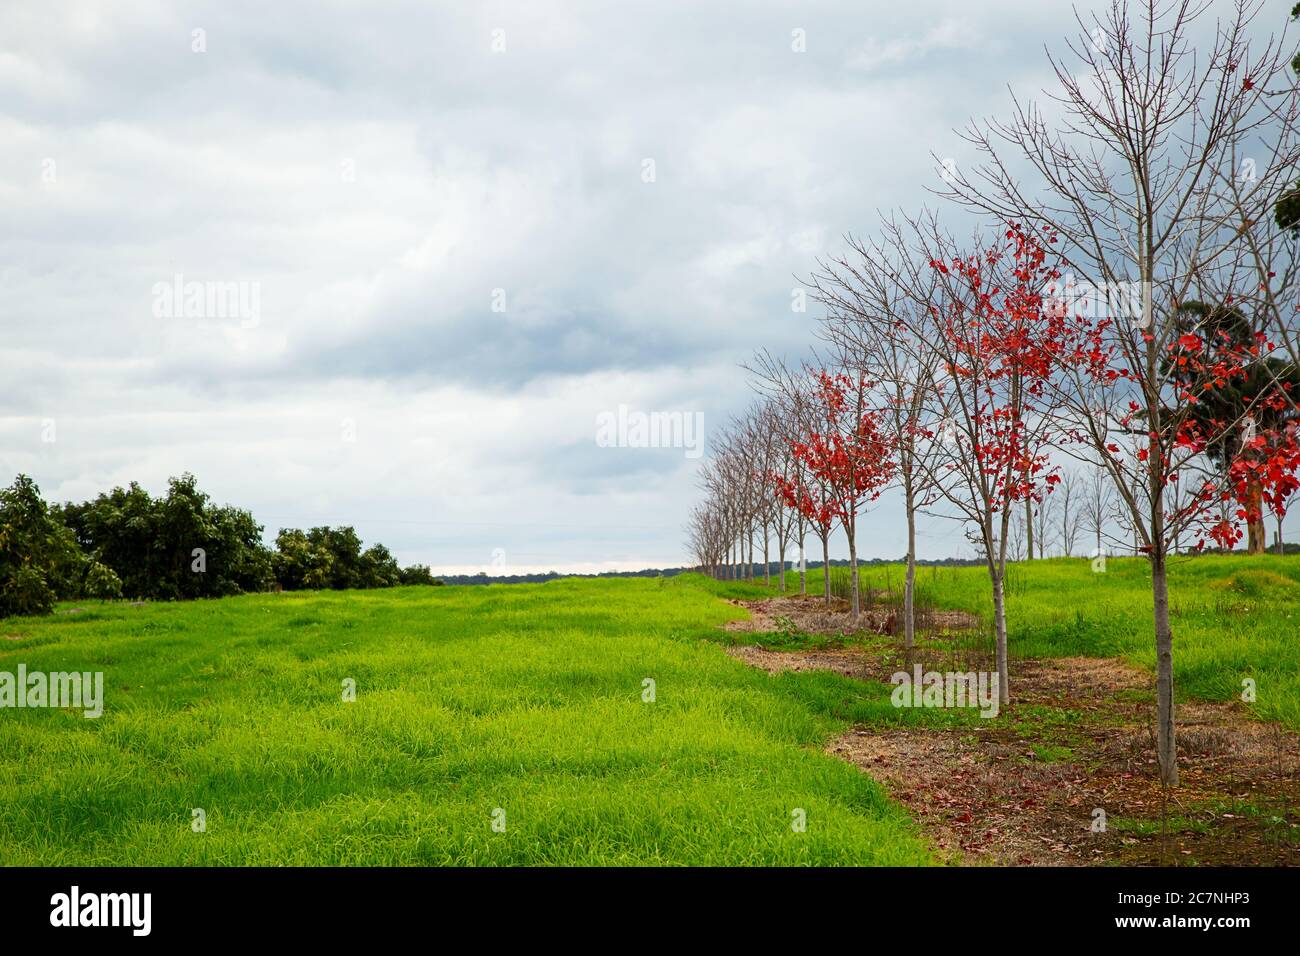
xmin=846 ymin=18 xmax=982 ymax=73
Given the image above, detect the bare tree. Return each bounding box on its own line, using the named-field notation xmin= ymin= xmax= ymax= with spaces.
xmin=760 ymin=401 xmax=798 ymax=590
xmin=686 ymin=501 xmax=728 ymax=577
xmin=1081 ymin=463 xmax=1115 ymax=561
xmin=1057 ymin=469 xmax=1081 ymax=557
xmin=1033 ymin=491 xmax=1058 ymax=558
xmin=1007 ymin=507 xmax=1027 ymax=562
xmin=736 ymin=407 xmax=779 ymax=586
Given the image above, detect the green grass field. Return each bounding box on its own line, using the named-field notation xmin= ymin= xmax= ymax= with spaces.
xmin=0 ymin=575 xmax=940 ymax=865
xmin=1 ymin=554 xmax=1294 ymax=865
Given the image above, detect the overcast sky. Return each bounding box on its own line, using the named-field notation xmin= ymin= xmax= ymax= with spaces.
xmin=7 ymin=0 xmax=1277 ymax=573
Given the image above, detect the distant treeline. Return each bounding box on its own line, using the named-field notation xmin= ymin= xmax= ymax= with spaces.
xmin=446 ymin=548 xmax=1299 ymax=587
xmin=0 ymin=473 xmax=440 ymax=617
xmin=442 ymin=555 xmax=990 ymax=586
xmin=440 ymin=567 xmax=693 ymax=586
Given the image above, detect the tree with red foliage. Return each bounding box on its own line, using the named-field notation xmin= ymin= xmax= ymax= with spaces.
xmin=773 ymin=460 xmax=836 ymax=606
xmin=1204 ymin=403 xmax=1300 ymax=551
xmin=776 ymin=368 xmax=894 ymax=622
xmin=1160 ymin=302 xmax=1300 ymax=554
xmin=1262 ymin=425 xmax=1300 ymax=555
xmin=907 ymin=221 xmax=1064 ymax=705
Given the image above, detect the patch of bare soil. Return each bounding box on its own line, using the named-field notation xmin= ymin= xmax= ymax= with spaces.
xmin=725 ymin=594 xmax=1300 ymax=866
xmin=727 ymin=644 xmax=884 ymax=680
xmin=723 ymin=594 xmax=884 ymax=636
xmin=723 ymin=593 xmax=981 ymax=639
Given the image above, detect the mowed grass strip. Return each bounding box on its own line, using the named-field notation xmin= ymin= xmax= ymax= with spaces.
xmin=0 ymin=576 xmax=936 ymax=865
xmin=801 ymin=553 xmax=1300 ymax=729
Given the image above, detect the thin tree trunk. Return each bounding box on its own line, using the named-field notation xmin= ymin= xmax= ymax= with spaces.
xmin=776 ymin=530 xmax=787 ymax=592
xmin=904 ymin=494 xmax=916 ymax=650
xmin=1152 ymin=552 xmax=1178 ymax=787
xmin=798 ymin=537 xmax=807 ymax=595
xmin=821 ymin=533 xmax=830 ymax=605
xmin=1025 ymin=499 xmax=1034 ymax=560
xmin=763 ymin=525 xmax=771 ymax=587
xmin=1246 ymin=480 xmax=1267 ymax=555
xmin=847 ymin=520 xmax=860 ymax=623
xmin=991 ymin=565 xmax=1009 ymax=706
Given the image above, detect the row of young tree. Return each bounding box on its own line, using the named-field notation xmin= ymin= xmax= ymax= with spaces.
xmin=688 ymin=0 xmax=1300 ymax=787
xmin=0 ymin=473 xmax=440 ymax=618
